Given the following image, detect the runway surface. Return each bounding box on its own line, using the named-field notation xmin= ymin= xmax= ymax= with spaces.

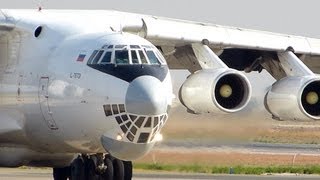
xmin=157 ymin=140 xmax=320 ymax=155
xmin=137 ymin=173 xmax=320 ymax=180
xmin=1 ymin=168 xmax=320 ymax=180
xmin=2 ymin=142 xmax=320 ymax=179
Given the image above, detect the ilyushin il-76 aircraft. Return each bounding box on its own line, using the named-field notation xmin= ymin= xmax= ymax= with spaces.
xmin=0 ymin=8 xmax=320 ymax=180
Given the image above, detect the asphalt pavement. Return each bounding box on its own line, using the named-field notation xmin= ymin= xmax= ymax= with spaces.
xmin=0 ymin=169 xmax=320 ymax=180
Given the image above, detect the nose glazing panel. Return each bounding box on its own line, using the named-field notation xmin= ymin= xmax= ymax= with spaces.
xmin=103 ymin=103 xmax=168 ymax=143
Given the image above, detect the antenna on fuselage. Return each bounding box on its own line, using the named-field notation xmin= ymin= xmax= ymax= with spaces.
xmin=120 ymin=23 xmax=123 ymax=34
xmin=119 ymin=16 xmax=127 ymax=34
xmin=32 ymin=0 xmax=47 ymax=11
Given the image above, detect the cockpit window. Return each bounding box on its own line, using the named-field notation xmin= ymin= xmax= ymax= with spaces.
xmin=115 ymin=45 xmax=127 ymax=49
xmin=115 ymin=50 xmax=129 ymax=64
xmin=87 ymin=50 xmax=98 ymax=64
xmin=130 ymin=45 xmax=140 ymax=49
xmin=155 ymin=50 xmax=165 ymax=64
xmin=138 ymin=50 xmax=148 ymax=64
xmin=146 ymin=50 xmax=160 ymax=64
xmin=92 ymin=50 xmax=104 ymax=64
xmin=131 ymin=50 xmax=139 ymax=64
xmin=101 ymin=51 xmax=112 ymax=64
xmin=142 ymin=45 xmax=152 ymax=48
xmin=87 ymin=43 xmax=166 ymax=66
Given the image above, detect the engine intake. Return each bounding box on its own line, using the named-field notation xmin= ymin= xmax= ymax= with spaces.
xmin=179 ymin=69 xmax=251 ymax=114
xmin=302 ymin=81 xmax=320 ymax=116
xmin=265 ymin=76 xmax=320 ymax=120
xmin=215 ymin=74 xmax=246 ymax=109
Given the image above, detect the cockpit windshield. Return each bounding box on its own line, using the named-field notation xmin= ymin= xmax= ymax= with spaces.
xmin=115 ymin=50 xmax=129 ymax=64
xmin=145 ymin=50 xmax=160 ymax=64
xmin=101 ymin=51 xmax=112 ymax=64
xmin=87 ymin=44 xmax=166 ymax=66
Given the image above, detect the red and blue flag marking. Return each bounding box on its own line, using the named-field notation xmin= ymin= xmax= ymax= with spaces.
xmin=76 ymin=54 xmax=86 ymax=62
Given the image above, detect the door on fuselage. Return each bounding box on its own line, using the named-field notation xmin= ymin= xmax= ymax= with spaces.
xmin=38 ymin=77 xmax=58 ymax=130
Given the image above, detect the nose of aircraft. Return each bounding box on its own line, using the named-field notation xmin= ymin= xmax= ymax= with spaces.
xmin=101 ymin=76 xmax=169 ymax=160
xmin=125 ymin=76 xmax=168 ymax=115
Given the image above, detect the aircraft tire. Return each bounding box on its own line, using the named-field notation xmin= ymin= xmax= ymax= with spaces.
xmin=84 ymin=158 xmax=97 ymax=180
xmin=53 ymin=167 xmax=70 ymax=180
xmin=123 ymin=161 xmax=133 ymax=180
xmin=70 ymin=157 xmax=85 ymax=180
xmin=102 ymin=158 xmax=114 ymax=180
xmin=113 ymin=159 xmax=124 ymax=180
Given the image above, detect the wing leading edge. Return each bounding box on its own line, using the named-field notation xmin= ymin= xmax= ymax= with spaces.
xmin=1 ymin=9 xmax=319 ymax=55
xmin=122 ymin=16 xmax=320 ymax=56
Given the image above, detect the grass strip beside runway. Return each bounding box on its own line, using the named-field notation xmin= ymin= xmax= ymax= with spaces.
xmin=134 ymin=163 xmax=320 ymax=175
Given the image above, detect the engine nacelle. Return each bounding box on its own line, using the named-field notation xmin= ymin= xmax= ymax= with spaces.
xmin=179 ymin=69 xmax=252 ymax=114
xmin=265 ymin=76 xmax=320 ymax=120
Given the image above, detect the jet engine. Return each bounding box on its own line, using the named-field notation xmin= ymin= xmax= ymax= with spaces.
xmin=179 ymin=68 xmax=251 ymax=114
xmin=265 ymin=76 xmax=320 ymax=120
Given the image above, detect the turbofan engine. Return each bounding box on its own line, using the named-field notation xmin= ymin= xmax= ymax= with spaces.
xmin=265 ymin=76 xmax=320 ymax=120
xmin=179 ymin=69 xmax=252 ymax=114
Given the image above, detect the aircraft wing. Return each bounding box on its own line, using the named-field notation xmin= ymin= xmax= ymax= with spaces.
xmin=121 ymin=14 xmax=320 ymax=74
xmin=124 ymin=16 xmax=320 ymax=55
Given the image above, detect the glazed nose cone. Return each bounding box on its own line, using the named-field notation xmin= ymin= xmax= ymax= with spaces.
xmin=125 ymin=76 xmax=167 ymax=116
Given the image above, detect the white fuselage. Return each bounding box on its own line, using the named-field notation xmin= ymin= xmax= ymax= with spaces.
xmin=0 ymin=10 xmax=173 ymax=166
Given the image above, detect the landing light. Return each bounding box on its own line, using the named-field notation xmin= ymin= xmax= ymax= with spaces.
xmin=154 ymin=133 xmax=163 ymax=142
xmin=116 ymin=134 xmax=124 ymax=141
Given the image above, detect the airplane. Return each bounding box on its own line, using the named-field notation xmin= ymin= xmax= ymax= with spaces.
xmin=0 ymin=8 xmax=319 ymax=180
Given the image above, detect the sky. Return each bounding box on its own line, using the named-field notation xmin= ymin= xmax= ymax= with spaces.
xmin=2 ymin=0 xmax=320 ymax=38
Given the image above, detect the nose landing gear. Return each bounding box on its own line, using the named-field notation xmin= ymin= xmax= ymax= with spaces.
xmin=53 ymin=154 xmax=132 ymax=180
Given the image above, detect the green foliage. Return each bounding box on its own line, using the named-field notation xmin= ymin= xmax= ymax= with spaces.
xmin=134 ymin=163 xmax=320 ymax=175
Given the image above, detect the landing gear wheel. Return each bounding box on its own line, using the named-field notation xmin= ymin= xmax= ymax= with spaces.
xmin=52 ymin=154 xmax=132 ymax=180
xmin=70 ymin=157 xmax=85 ymax=180
xmin=113 ymin=159 xmax=124 ymax=180
xmin=123 ymin=161 xmax=133 ymax=180
xmin=84 ymin=158 xmax=97 ymax=180
xmin=53 ymin=167 xmax=70 ymax=180
xmin=102 ymin=158 xmax=114 ymax=180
